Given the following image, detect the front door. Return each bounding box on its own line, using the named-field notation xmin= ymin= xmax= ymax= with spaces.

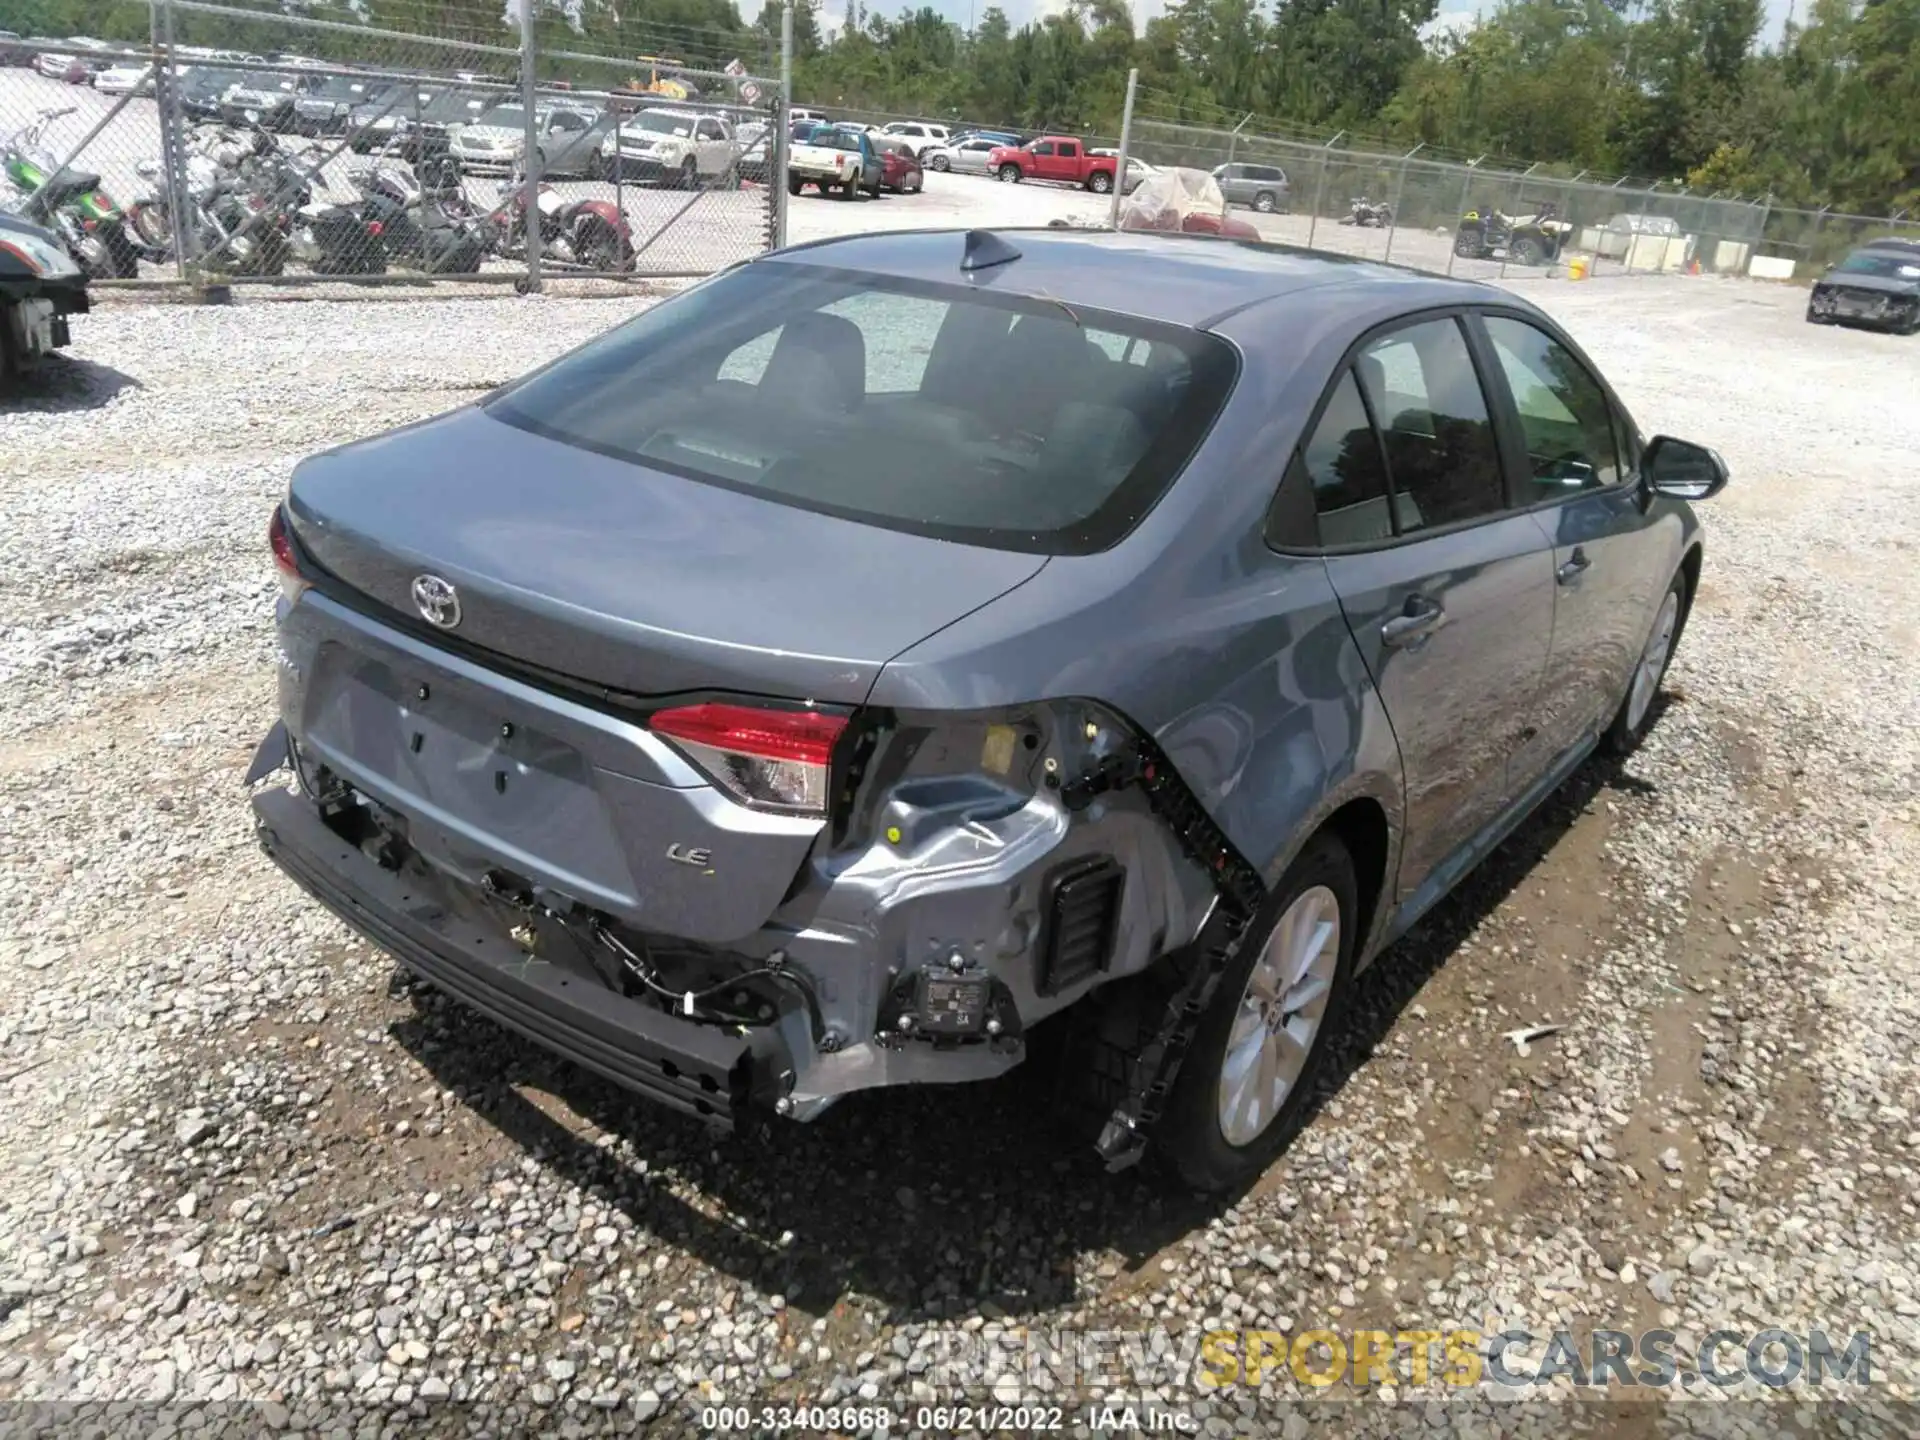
xmin=1308 ymin=317 xmax=1557 ymax=907
xmin=1477 ymin=313 xmax=1672 ymax=770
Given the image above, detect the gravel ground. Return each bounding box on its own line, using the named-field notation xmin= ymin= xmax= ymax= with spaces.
xmin=2 ymin=265 xmax=1917 ymax=1437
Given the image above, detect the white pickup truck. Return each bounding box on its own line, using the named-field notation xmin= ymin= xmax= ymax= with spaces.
xmin=787 ymin=123 xmax=879 ymax=200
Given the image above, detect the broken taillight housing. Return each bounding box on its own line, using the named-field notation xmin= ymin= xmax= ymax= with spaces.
xmin=269 ymin=505 xmax=308 ymax=605
xmin=650 ymin=702 xmax=846 ymax=816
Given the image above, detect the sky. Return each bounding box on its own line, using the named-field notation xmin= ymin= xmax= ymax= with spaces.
xmin=811 ymin=0 xmax=1802 ymax=48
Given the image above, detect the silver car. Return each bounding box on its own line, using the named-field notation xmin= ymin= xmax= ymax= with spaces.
xmin=1213 ymin=161 xmax=1291 ymax=213
xmin=450 ymin=103 xmax=610 ymax=177
xmin=922 ymin=136 xmax=1000 ymax=175
xmin=251 ymin=227 xmax=1726 ymax=1191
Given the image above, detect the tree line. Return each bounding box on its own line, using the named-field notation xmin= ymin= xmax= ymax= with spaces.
xmin=13 ymin=0 xmax=1915 ymax=215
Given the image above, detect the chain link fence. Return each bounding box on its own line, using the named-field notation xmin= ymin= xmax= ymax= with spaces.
xmin=1125 ymin=100 xmax=1779 ymax=283
xmin=0 ymin=5 xmax=782 ymax=291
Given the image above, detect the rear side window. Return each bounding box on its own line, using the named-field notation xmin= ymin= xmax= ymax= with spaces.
xmin=1301 ymin=371 xmax=1395 ymax=546
xmin=488 ymin=261 xmax=1237 ymax=555
xmin=1354 ymin=319 xmax=1505 ymax=532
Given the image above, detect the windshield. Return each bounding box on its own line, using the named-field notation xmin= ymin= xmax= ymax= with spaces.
xmin=636 ymin=111 xmax=692 ymax=136
xmin=814 ymin=127 xmax=865 ymax=150
xmin=185 ymin=67 xmax=242 ymax=92
xmin=1836 ymin=250 xmax=1920 ymax=278
xmin=421 ymin=92 xmax=487 ymax=121
xmin=487 ymin=262 xmax=1236 ymax=554
xmin=313 ymin=75 xmax=382 ymax=100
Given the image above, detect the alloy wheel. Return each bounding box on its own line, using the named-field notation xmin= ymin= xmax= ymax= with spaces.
xmin=1216 ymin=885 xmax=1340 ymax=1147
xmin=1626 ymin=590 xmax=1680 ymax=732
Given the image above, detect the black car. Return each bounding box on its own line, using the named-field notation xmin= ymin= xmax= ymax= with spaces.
xmin=0 ymin=210 xmax=89 ymax=377
xmin=179 ymin=67 xmax=246 ymax=121
xmin=292 ymin=75 xmax=395 ymax=136
xmin=1807 ymin=240 xmax=1920 ymax=333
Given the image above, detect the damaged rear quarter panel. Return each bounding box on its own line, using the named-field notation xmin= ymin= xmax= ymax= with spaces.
xmin=866 ymin=297 xmax=1408 ymax=927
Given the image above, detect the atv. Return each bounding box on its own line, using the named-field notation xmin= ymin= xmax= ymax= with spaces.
xmin=1454 ymin=200 xmax=1572 ymax=267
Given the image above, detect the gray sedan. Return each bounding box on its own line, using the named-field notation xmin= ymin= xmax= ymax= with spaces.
xmin=249 ymin=228 xmax=1726 ymax=1191
xmin=922 ymin=135 xmax=1000 ymax=175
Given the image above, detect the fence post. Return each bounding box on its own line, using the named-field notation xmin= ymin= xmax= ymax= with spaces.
xmin=1380 ymin=142 xmax=1420 ymax=265
xmin=519 ymin=0 xmax=541 ymax=293
xmin=1222 ymin=111 xmax=1252 ymax=226
xmin=775 ymin=0 xmax=793 ymax=248
xmin=1305 ymin=135 xmax=1336 ymax=252
xmin=1446 ymin=163 xmax=1476 ymax=277
xmin=153 ymin=0 xmax=195 ymax=282
xmin=1109 ymin=67 xmax=1138 ymax=229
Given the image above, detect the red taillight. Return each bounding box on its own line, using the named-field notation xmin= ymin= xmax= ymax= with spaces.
xmin=269 ymin=506 xmax=308 ymax=605
xmin=81 ymin=217 xmax=98 ymax=231
xmin=366 ymin=220 xmax=384 ymax=237
xmin=651 ymin=703 xmax=846 ymax=815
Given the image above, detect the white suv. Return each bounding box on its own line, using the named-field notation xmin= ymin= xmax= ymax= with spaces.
xmin=602 ymin=107 xmax=738 ymax=188
xmin=882 ymin=120 xmax=949 ymax=156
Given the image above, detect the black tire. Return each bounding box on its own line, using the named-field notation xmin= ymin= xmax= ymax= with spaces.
xmin=1600 ymin=568 xmax=1690 ymax=758
xmin=1254 ymin=190 xmax=1277 ymax=214
xmin=1088 ymin=169 xmax=1113 ymax=195
xmin=1158 ymin=833 xmax=1358 ymax=1193
xmin=587 ymin=150 xmax=607 ymax=181
xmin=930 ymin=154 xmax=949 ymax=172
xmin=1453 ymin=229 xmax=1481 ymax=258
xmin=105 ymin=223 xmax=142 ymax=277
xmin=1511 ymin=235 xmax=1546 ymax=266
xmin=679 ymin=157 xmax=698 ymax=190
xmin=837 ymin=177 xmax=858 ymax=201
xmin=787 ymin=173 xmax=803 ymax=196
xmin=998 ymin=164 xmax=1021 ymax=183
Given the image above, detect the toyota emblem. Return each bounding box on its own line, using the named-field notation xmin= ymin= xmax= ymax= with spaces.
xmin=411 ymin=574 xmax=461 ymax=629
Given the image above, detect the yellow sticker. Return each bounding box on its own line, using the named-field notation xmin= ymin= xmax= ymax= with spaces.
xmin=885 ymin=826 xmax=902 ymax=844
xmin=981 ymin=724 xmax=1017 ymax=776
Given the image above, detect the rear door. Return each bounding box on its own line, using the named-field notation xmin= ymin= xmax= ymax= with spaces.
xmin=1476 ymin=311 xmax=1672 ymax=769
xmin=1310 ymin=316 xmax=1558 ymax=906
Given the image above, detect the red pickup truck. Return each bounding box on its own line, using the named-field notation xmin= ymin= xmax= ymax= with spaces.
xmin=986 ymin=136 xmax=1118 ymax=194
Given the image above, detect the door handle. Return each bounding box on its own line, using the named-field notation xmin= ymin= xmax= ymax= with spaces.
xmin=1557 ymin=547 xmax=1592 ymax=585
xmin=1381 ymin=598 xmax=1446 ymax=649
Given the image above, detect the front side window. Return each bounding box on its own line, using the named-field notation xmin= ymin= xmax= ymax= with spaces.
xmin=1483 ymin=316 xmax=1621 ymax=496
xmin=1354 ymin=319 xmax=1505 ymax=533
xmin=488 ymin=263 xmax=1237 ymax=554
xmin=1032 ymin=141 xmax=1054 ymax=157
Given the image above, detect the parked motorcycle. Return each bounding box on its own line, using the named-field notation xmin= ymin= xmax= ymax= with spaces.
xmin=493 ymin=165 xmax=634 ymax=272
xmin=291 ymin=151 xmax=493 ymax=276
xmin=1 ymin=107 xmax=145 ymax=277
xmin=1454 ymin=200 xmax=1572 ymax=266
xmin=127 ymin=123 xmax=313 ymax=276
xmin=1339 ymin=195 xmax=1393 ymax=228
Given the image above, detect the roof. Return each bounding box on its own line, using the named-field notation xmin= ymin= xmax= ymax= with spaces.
xmin=764 ymin=226 xmax=1497 ymax=329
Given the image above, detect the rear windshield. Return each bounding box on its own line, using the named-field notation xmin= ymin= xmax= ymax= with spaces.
xmin=487 ymin=261 xmax=1237 ymax=554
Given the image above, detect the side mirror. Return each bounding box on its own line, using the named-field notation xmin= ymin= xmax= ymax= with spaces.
xmin=1643 ymin=434 xmax=1730 ymax=501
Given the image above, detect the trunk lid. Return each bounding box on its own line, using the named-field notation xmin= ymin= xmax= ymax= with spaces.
xmin=285 ymin=404 xmax=1048 ymax=706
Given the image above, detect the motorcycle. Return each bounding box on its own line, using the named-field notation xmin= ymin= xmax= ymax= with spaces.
xmin=492 ymin=165 xmax=634 ymax=272
xmin=127 ymin=123 xmax=311 ymax=276
xmin=1 ymin=107 xmax=145 ymax=277
xmin=1453 ymin=200 xmax=1572 ymax=266
xmin=292 ymin=151 xmax=493 ymax=276
xmin=1338 ymin=196 xmax=1393 ymax=228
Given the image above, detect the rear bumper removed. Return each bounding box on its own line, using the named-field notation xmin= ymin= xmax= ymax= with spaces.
xmin=252 ymin=781 xmax=758 ymax=1129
